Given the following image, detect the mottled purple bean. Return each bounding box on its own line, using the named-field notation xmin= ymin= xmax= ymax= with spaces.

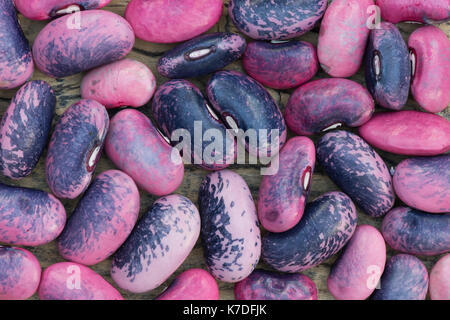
xmin=0 ymin=81 xmax=55 ymax=179
xmin=376 ymin=0 xmax=450 ymax=24
xmin=429 ymin=254 xmax=450 ymax=300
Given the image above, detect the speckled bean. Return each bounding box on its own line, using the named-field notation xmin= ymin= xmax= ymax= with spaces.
xmin=328 ymin=225 xmax=386 ymax=300
xmin=285 ymin=78 xmax=374 ymax=135
xmin=376 ymin=0 xmax=450 ymax=24
xmin=0 ymin=246 xmax=41 ymax=300
xmin=111 ymin=195 xmax=200 ymax=293
xmin=429 ymin=254 xmax=450 ymax=300
xmin=0 ymin=0 xmax=33 ymax=89
xmin=229 ymin=0 xmax=327 ymax=40
xmin=382 ymin=207 xmax=450 ymax=256
xmin=81 ymin=59 xmax=156 ymax=109
xmin=359 ymin=111 xmax=450 ymax=156
xmin=234 ymin=269 xmax=317 ymax=300
xmin=371 ymin=254 xmax=429 ymax=300
xmin=33 ymin=10 xmax=134 ymax=78
xmin=0 ymin=81 xmax=55 ymax=179
xmin=58 ymin=170 xmax=140 ymax=266
xmin=242 ymin=40 xmax=318 ymax=90
xmin=38 ymin=262 xmax=123 ymax=300
xmin=158 ymin=32 xmax=246 ymax=79
xmin=46 ymin=99 xmax=109 ymax=199
xmin=104 ymin=109 xmax=184 ymax=196
xmin=258 ymin=136 xmax=315 ymax=233
xmin=262 ymin=191 xmax=357 ymax=273
xmin=317 ymin=130 xmax=394 ymax=217
xmin=365 ymin=22 xmax=410 ymax=110
xmin=199 ymin=170 xmax=261 ymax=282
xmin=156 ymin=269 xmax=219 ymax=300
xmin=0 ymin=183 xmax=66 ymax=246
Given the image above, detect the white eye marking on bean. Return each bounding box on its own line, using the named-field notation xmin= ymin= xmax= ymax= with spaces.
xmin=225 ymin=116 xmax=239 ymax=134
xmin=373 ymin=52 xmax=381 ymax=78
xmin=88 ymin=146 xmax=101 ymax=168
xmin=155 ymin=127 xmax=171 ymax=145
xmin=270 ymin=40 xmax=290 ymax=44
xmin=302 ymin=167 xmax=311 ymax=191
xmin=187 ymin=48 xmax=213 ymax=60
xmin=56 ymin=4 xmax=81 ymax=15
xmin=410 ymin=50 xmax=416 ymax=78
xmin=321 ymin=123 xmax=342 ymax=132
xmin=205 ymin=103 xmax=220 ymax=121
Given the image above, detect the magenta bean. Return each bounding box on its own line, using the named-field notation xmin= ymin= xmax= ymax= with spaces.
xmin=0 ymin=0 xmax=33 ymax=89
xmin=111 ymin=195 xmax=200 ymax=293
xmin=359 ymin=111 xmax=450 ymax=156
xmin=258 ymin=136 xmax=315 ymax=233
xmin=429 ymin=254 xmax=450 ymax=300
xmin=0 ymin=81 xmax=55 ymax=179
xmin=46 ymin=100 xmax=109 ymax=199
xmin=242 ymin=40 xmax=318 ymax=90
xmin=285 ymin=78 xmax=374 ymax=136
xmin=229 ymin=0 xmax=327 ymax=40
xmin=328 ymin=225 xmax=386 ymax=300
xmin=0 ymin=184 xmax=66 ymax=246
xmin=409 ymin=26 xmax=450 ymax=113
xmin=156 ymin=269 xmax=219 ymax=300
xmin=38 ymin=262 xmax=123 ymax=300
xmin=376 ymin=0 xmax=450 ymax=24
xmin=371 ymin=254 xmax=429 ymax=300
xmin=125 ymin=0 xmax=223 ymax=43
xmin=394 ymin=155 xmax=450 ymax=213
xmin=317 ymin=0 xmax=373 ymax=77
xmin=199 ymin=170 xmax=261 ymax=282
xmin=105 ymin=109 xmax=184 ymax=196
xmin=382 ymin=207 xmax=450 ymax=256
xmin=262 ymin=192 xmax=358 ymax=273
xmin=0 ymin=246 xmax=41 ymax=300
xmin=33 ymin=10 xmax=134 ymax=78
xmin=234 ymin=269 xmax=317 ymax=300
xmin=58 ymin=170 xmax=140 ymax=266
xmin=81 ymin=59 xmax=156 ymax=109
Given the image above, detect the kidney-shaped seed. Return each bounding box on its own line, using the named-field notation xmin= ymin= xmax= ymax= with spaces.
xmin=46 ymin=99 xmax=109 ymax=199
xmin=0 ymin=183 xmax=66 ymax=246
xmin=0 ymin=80 xmax=56 ymax=179
xmin=376 ymin=0 xmax=450 ymax=24
xmin=285 ymin=78 xmax=374 ymax=136
xmin=111 ymin=195 xmax=200 ymax=293
xmin=262 ymin=191 xmax=357 ymax=273
xmin=199 ymin=170 xmax=261 ymax=283
xmin=33 ymin=10 xmax=134 ymax=78
xmin=429 ymin=254 xmax=450 ymax=300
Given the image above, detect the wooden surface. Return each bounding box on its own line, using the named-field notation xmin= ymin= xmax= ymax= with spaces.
xmin=0 ymin=0 xmax=449 ymax=300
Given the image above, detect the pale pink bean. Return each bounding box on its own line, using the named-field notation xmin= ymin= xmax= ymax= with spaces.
xmin=430 ymin=254 xmax=450 ymax=300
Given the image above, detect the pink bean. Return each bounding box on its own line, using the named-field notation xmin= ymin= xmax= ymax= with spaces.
xmin=430 ymin=254 xmax=450 ymax=300
xmin=376 ymin=0 xmax=450 ymax=24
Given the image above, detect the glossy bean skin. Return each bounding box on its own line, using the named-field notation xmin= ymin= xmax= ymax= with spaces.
xmin=14 ymin=0 xmax=112 ymax=20
xmin=38 ymin=262 xmax=123 ymax=300
xmin=156 ymin=269 xmax=219 ymax=300
xmin=206 ymin=71 xmax=287 ymax=157
xmin=382 ymin=207 xmax=450 ymax=256
xmin=393 ymin=155 xmax=450 ymax=213
xmin=429 ymin=254 xmax=450 ymax=300
xmin=234 ymin=269 xmax=317 ymax=300
xmin=81 ymin=59 xmax=156 ymax=109
xmin=125 ymin=0 xmax=223 ymax=43
xmin=199 ymin=170 xmax=261 ymax=283
xmin=409 ymin=26 xmax=450 ymax=113
xmin=58 ymin=170 xmax=140 ymax=266
xmin=371 ymin=254 xmax=429 ymax=300
xmin=258 ymin=136 xmax=315 ymax=233
xmin=0 ymin=184 xmax=66 ymax=246
xmin=33 ymin=10 xmax=134 ymax=78
xmin=376 ymin=0 xmax=450 ymax=24
xmin=229 ymin=0 xmax=327 ymax=40
xmin=0 ymin=81 xmax=55 ymax=179
xmin=328 ymin=225 xmax=386 ymax=300
xmin=317 ymin=131 xmax=394 ymax=217
xmin=105 ymin=109 xmax=184 ymax=196
xmin=111 ymin=195 xmax=200 ymax=293
xmin=46 ymin=100 xmax=109 ymax=199
xmin=262 ymin=192 xmax=357 ymax=273
xmin=0 ymin=0 xmax=33 ymax=89
xmin=242 ymin=40 xmax=318 ymax=90
xmin=0 ymin=247 xmax=41 ymax=300
xmin=158 ymin=33 xmax=246 ymax=79
xmin=285 ymin=79 xmax=374 ymax=135
xmin=318 ymin=0 xmax=373 ymax=77
xmin=359 ymin=111 xmax=450 ymax=156
xmin=365 ymin=22 xmax=410 ymax=110
xmin=152 ymin=80 xmax=236 ymax=170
